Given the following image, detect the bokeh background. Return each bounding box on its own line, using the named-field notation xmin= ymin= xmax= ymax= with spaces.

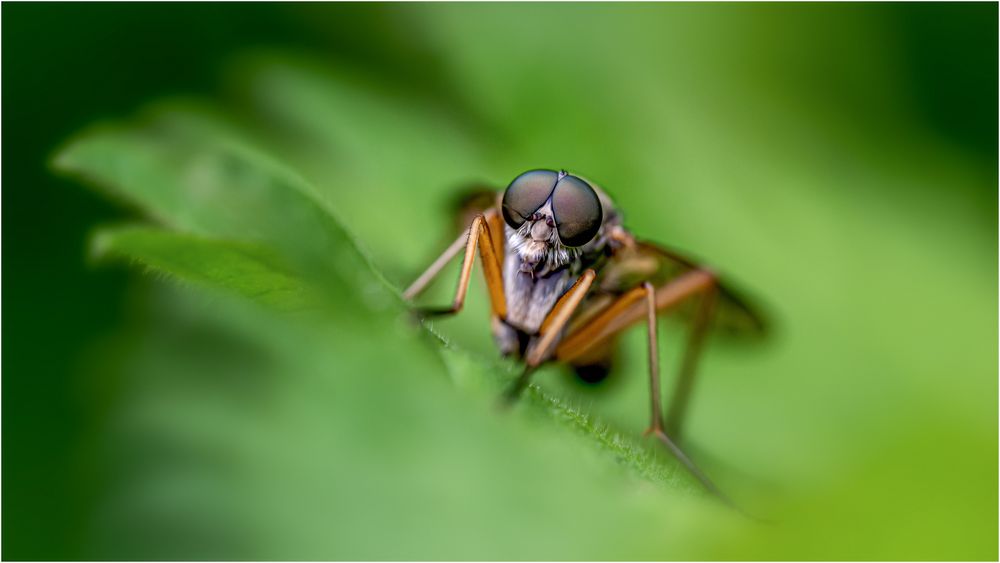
xmin=3 ymin=3 xmax=997 ymax=560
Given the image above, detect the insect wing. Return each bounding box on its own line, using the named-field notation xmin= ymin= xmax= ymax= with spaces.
xmin=601 ymin=240 xmax=768 ymax=338
xmin=449 ymin=185 xmax=502 ymax=234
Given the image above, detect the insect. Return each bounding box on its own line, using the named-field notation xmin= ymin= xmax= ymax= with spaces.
xmin=404 ymin=169 xmax=766 ymax=504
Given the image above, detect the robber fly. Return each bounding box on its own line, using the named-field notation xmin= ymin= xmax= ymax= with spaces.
xmin=403 ymin=169 xmax=765 ymax=504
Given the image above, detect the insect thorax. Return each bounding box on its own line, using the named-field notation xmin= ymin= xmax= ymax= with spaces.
xmin=498 ymin=228 xmax=614 ymax=335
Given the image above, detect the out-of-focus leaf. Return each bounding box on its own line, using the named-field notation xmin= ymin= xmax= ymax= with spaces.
xmin=81 ymin=263 xmax=738 ymax=560
xmin=52 ymin=109 xmax=396 ymax=313
xmin=90 ymin=225 xmax=319 ymax=312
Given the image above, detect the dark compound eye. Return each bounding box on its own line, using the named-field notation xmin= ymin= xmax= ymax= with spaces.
xmin=501 ymin=169 xmax=558 ymax=228
xmin=552 ymin=175 xmax=602 ymax=247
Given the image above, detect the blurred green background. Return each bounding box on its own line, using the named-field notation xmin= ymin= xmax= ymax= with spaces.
xmin=3 ymin=3 xmax=996 ymax=560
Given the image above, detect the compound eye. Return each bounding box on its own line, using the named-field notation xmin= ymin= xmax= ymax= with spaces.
xmin=552 ymin=175 xmax=602 ymax=247
xmin=502 ymin=169 xmax=558 ymax=228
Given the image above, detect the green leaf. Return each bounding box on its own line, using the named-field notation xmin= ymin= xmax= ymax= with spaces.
xmin=90 ymin=225 xmax=320 ymax=312
xmin=52 ymin=106 xmax=397 ymax=313
xmin=83 ymin=285 xmax=733 ymax=560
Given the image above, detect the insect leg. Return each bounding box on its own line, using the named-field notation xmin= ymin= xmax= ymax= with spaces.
xmin=548 ymin=273 xmax=741 ymax=496
xmin=404 ymin=212 xmax=507 ymax=319
xmin=665 ymin=285 xmax=717 ymax=438
xmin=402 ymin=231 xmax=467 ymax=302
xmin=555 ymin=269 xmax=718 ymax=440
xmin=638 ymin=282 xmax=734 ymax=506
xmin=555 ymin=269 xmax=715 ymax=362
xmin=503 ymin=269 xmax=597 ymax=402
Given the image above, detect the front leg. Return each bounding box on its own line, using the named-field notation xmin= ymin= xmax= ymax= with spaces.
xmin=404 ymin=211 xmax=507 ymax=320
xmin=504 ymin=269 xmax=597 ymax=402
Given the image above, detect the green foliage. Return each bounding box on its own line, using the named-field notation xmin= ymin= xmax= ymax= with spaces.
xmin=53 ymin=96 xmax=728 ymax=561
xmin=54 ymin=108 xmax=392 ymax=307
xmin=89 ymin=226 xmax=316 ymax=312
xmin=47 ymin=5 xmax=996 ymax=560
